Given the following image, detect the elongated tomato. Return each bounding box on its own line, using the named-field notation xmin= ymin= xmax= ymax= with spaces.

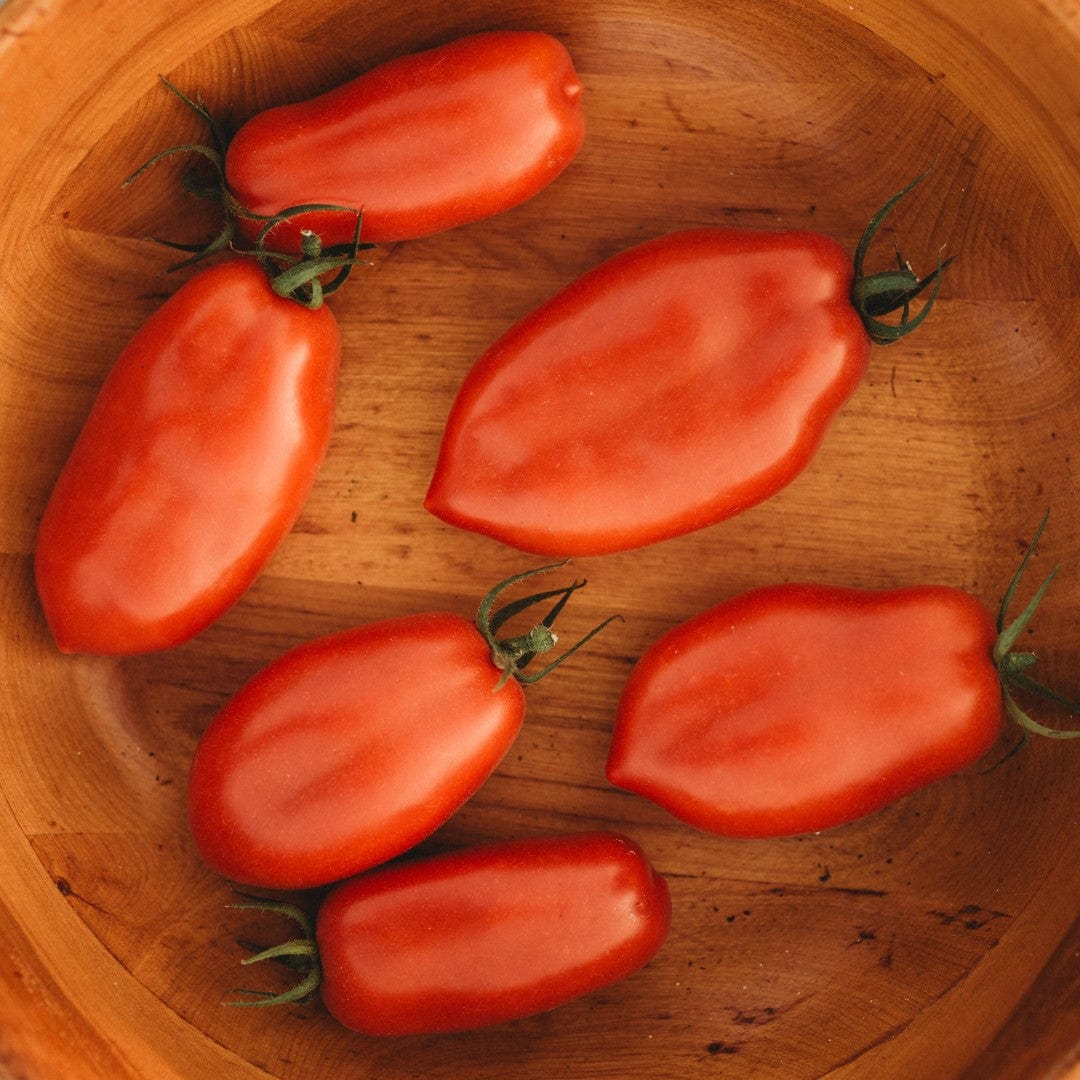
xmin=224 ymin=30 xmax=585 ymax=251
xmin=188 ymin=568 xmax=608 ymax=889
xmin=287 ymin=832 xmax=669 ymax=1034
xmin=607 ymin=584 xmax=1005 ymax=837
xmin=425 ymin=229 xmax=869 ymax=556
xmin=189 ymin=613 xmax=522 ymax=889
xmin=34 ymin=259 xmax=339 ymax=655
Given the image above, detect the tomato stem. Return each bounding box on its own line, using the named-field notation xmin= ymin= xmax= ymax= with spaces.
xmin=224 ymin=896 xmax=322 ymax=1008
xmin=475 ymin=564 xmax=619 ymax=688
xmin=850 ymin=165 xmax=954 ymax=345
xmin=993 ymin=510 xmax=1080 ymax=740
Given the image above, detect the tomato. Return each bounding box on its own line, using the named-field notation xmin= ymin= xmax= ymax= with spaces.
xmin=34 ymin=258 xmax=339 ymax=655
xmin=231 ymin=832 xmax=671 ymax=1034
xmin=607 ymin=520 xmax=1080 ymax=837
xmin=223 ymin=30 xmax=585 ymax=252
xmin=188 ymin=568 xmax=611 ymax=889
xmin=425 ymin=176 xmax=949 ymax=557
xmin=607 ymin=584 xmax=1000 ymax=837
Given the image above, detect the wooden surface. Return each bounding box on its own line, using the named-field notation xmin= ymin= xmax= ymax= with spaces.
xmin=1 ymin=0 xmax=1079 ymax=1077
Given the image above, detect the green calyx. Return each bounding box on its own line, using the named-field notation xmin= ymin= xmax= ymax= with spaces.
xmin=122 ymin=78 xmax=375 ymax=309
xmin=992 ymin=509 xmax=1080 ymax=744
xmin=850 ymin=165 xmax=955 ymax=345
xmin=224 ymin=897 xmax=321 ymax=1008
xmin=251 ymin=211 xmax=370 ymax=311
xmin=475 ymin=563 xmax=620 ymax=690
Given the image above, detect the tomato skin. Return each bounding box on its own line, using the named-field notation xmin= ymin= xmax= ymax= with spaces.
xmin=187 ymin=611 xmax=526 ymax=889
xmin=225 ymin=31 xmax=585 ymax=251
xmin=34 ymin=260 xmax=339 ymax=655
xmin=424 ymin=228 xmax=870 ymax=556
xmin=316 ymin=831 xmax=671 ymax=1034
xmin=607 ymin=584 xmax=1003 ymax=837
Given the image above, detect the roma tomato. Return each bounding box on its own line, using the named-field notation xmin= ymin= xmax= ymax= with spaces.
xmin=188 ymin=568 xmax=612 ymax=889
xmin=34 ymin=258 xmax=339 ymax=655
xmin=425 ymin=175 xmax=950 ymax=557
xmin=231 ymin=832 xmax=671 ymax=1034
xmin=223 ymin=30 xmax=585 ymax=252
xmin=607 ymin=517 xmax=1079 ymax=837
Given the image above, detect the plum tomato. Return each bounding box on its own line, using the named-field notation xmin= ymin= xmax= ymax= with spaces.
xmin=228 ymin=832 xmax=671 ymax=1035
xmin=34 ymin=258 xmax=340 ymax=655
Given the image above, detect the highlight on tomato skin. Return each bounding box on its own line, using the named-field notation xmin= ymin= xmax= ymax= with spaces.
xmin=228 ymin=832 xmax=672 ymax=1036
xmin=223 ymin=30 xmax=586 ymax=252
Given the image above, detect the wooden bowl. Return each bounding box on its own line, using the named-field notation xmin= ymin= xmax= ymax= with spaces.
xmin=1 ymin=0 xmax=1078 ymax=1076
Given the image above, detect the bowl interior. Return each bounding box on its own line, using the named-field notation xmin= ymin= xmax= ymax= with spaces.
xmin=1 ymin=0 xmax=1078 ymax=1077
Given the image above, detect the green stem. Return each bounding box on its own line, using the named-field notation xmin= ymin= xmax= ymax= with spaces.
xmin=474 ymin=564 xmax=619 ymax=689
xmin=224 ymin=897 xmax=322 ymax=1008
xmin=850 ymin=165 xmax=954 ymax=345
xmin=992 ymin=510 xmax=1080 ymax=741
xmin=157 ymin=76 xmax=231 ymax=156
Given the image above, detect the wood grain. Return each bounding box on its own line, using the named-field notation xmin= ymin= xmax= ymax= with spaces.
xmin=1 ymin=0 xmax=1078 ymax=1077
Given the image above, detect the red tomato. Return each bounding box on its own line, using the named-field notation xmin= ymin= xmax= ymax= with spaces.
xmin=606 ymin=566 xmax=1080 ymax=838
xmin=224 ymin=31 xmax=585 ymax=252
xmin=234 ymin=832 xmax=671 ymax=1034
xmin=425 ymin=179 xmax=949 ymax=556
xmin=34 ymin=259 xmax=339 ymax=655
xmin=607 ymin=584 xmax=1004 ymax=837
xmin=188 ymin=569 xmax=608 ymax=889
